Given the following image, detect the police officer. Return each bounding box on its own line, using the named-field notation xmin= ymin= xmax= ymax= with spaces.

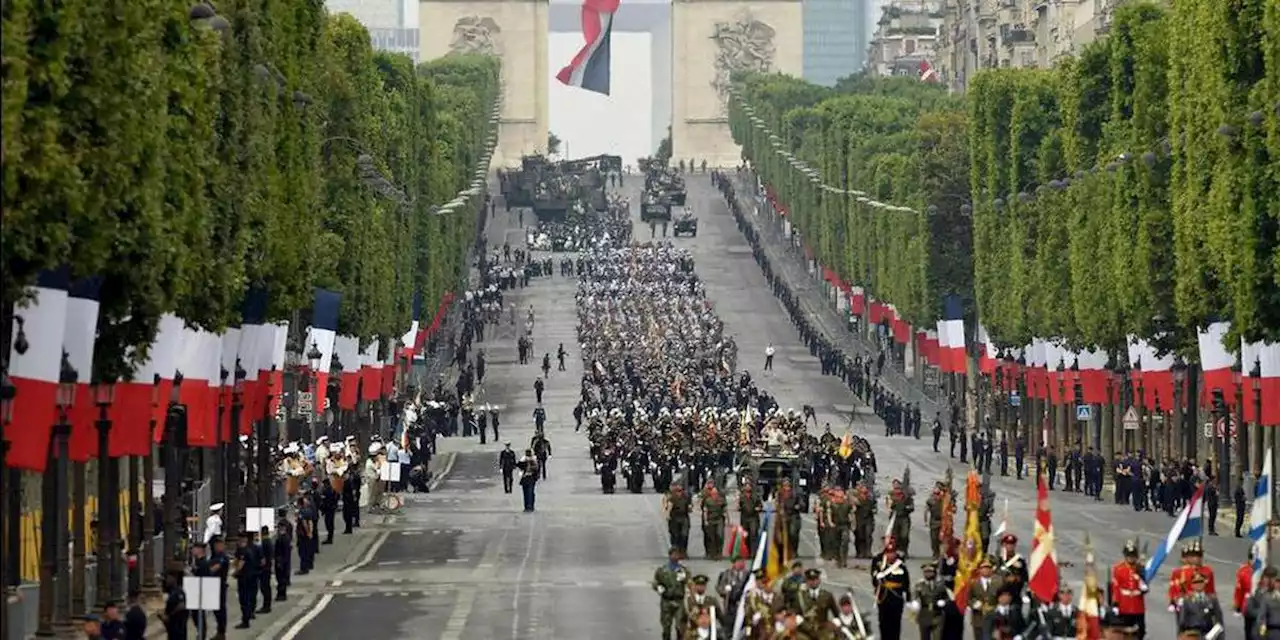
xmin=274 ymin=515 xmax=292 ymax=602
xmin=319 ymin=479 xmax=338 ymax=544
xmin=256 ymin=526 xmax=273 ymax=614
xmin=207 ymin=537 xmax=231 ymax=636
xmin=233 ymin=531 xmax=260 ymax=629
xmin=499 ymin=442 xmax=517 ymax=493
xmin=651 ymin=547 xmax=689 ymax=640
xmin=296 ymin=495 xmax=317 ymax=575
xmin=160 ymin=565 xmax=189 ymax=640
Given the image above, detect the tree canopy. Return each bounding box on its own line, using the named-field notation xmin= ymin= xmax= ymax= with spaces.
xmin=1 ymin=0 xmax=500 ymax=381
xmin=729 ymin=0 xmax=1280 ymax=358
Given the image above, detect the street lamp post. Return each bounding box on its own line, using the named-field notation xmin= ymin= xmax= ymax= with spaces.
xmin=161 ymin=374 xmax=186 ymax=564
xmin=2 ymin=316 xmax=28 ymax=603
xmin=226 ymin=362 xmax=245 ymax=540
xmin=36 ymin=354 xmax=77 ymax=636
xmin=1172 ymin=358 xmax=1187 ymax=460
xmin=140 ymin=375 xmax=163 ymax=601
xmin=307 ymin=342 xmax=322 ymax=441
xmin=328 ymin=353 xmax=344 ymax=442
xmin=94 ymin=379 xmax=120 ymax=607
xmin=257 ymin=366 xmax=277 ymax=508
xmin=1213 ymin=387 xmax=1231 ymax=498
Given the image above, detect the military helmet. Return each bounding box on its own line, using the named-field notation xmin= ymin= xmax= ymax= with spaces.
xmin=1122 ymin=540 xmax=1138 ymax=557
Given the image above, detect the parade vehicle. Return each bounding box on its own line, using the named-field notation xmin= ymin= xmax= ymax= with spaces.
xmin=672 ymin=208 xmax=698 ymax=237
xmin=641 ymin=191 xmax=673 ymax=223
xmin=738 ymin=451 xmax=813 ymax=511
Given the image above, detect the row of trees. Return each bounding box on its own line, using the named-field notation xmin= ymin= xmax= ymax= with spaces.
xmin=2 ymin=0 xmax=500 ymax=378
xmin=729 ymin=0 xmax=1279 ymax=356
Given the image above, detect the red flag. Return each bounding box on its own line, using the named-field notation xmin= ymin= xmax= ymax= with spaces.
xmin=1078 ymin=533 xmax=1102 ymax=640
xmin=1028 ymin=475 xmax=1060 ymax=602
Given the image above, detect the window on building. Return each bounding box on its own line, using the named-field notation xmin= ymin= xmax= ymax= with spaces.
xmin=904 ymin=39 xmax=916 ymax=54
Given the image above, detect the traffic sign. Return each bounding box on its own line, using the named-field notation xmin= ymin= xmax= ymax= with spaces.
xmin=1009 ymin=392 xmax=1021 ymax=408
xmin=1122 ymin=406 xmax=1141 ymax=431
xmin=1215 ymin=415 xmax=1238 ymax=440
xmin=1076 ymin=405 xmax=1093 ymax=421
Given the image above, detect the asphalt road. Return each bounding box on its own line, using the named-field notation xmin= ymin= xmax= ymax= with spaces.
xmin=275 ymin=175 xmax=1255 ymax=640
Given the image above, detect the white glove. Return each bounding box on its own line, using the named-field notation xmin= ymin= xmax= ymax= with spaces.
xmin=752 ymin=612 xmax=762 ymax=624
xmin=1138 ymin=581 xmax=1149 ymax=593
xmin=1233 ymin=612 xmax=1243 ymax=618
xmin=971 ymin=602 xmax=982 ymax=611
xmin=906 ymin=601 xmax=921 ymax=613
xmin=1167 ymin=604 xmax=1176 ymax=613
xmin=657 ymin=586 xmax=665 ymax=595
xmin=1022 ymin=595 xmax=1030 ymax=604
xmin=935 ymin=600 xmax=946 ymax=608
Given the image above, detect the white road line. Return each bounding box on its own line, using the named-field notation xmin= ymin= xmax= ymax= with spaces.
xmin=280 ymin=594 xmax=333 ymax=640
xmin=446 ymin=558 xmax=469 ymax=563
xmin=509 ymin=517 xmax=538 ymax=639
xmin=338 ymin=530 xmax=390 ymax=576
xmin=428 ymin=451 xmax=459 ymax=491
xmin=440 ymin=586 xmax=478 ymax=640
xmin=377 ymin=560 xmax=402 ymax=566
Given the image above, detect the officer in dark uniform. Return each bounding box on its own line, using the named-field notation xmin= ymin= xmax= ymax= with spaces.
xmin=207 ymin=537 xmax=230 ymax=636
xmin=1043 ymin=584 xmax=1077 ymax=638
xmin=319 ymin=479 xmax=338 ymax=544
xmin=255 ymin=526 xmax=273 ymax=614
xmin=341 ymin=471 xmax=360 ymax=534
xmin=233 ymin=531 xmax=260 ymax=629
xmin=871 ymin=540 xmax=909 ymax=640
xmin=161 ymin=565 xmax=189 ymax=640
xmin=1176 ymin=572 xmax=1223 ymax=636
xmin=296 ymin=495 xmax=317 ymax=574
xmin=274 ymin=515 xmax=292 ymax=602
xmin=499 ymin=443 xmax=518 ymax=493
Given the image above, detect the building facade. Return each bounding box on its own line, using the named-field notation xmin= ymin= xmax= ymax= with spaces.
xmin=937 ymin=0 xmax=1128 ymax=93
xmin=326 ymin=0 xmax=420 ymax=61
xmin=803 ymin=0 xmax=871 ymax=86
xmin=867 ymin=0 xmax=944 ymax=78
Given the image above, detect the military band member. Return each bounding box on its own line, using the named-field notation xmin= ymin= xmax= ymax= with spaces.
xmin=699 ymin=480 xmax=727 ymax=560
xmin=870 ymin=540 xmax=909 ymax=640
xmin=795 ymin=568 xmax=840 ymax=639
xmin=1109 ymin=540 xmax=1149 ymax=637
xmin=1169 ymin=541 xmax=1217 ymax=611
xmin=683 ymin=575 xmax=723 ymax=638
xmin=1175 ymin=573 xmax=1223 ymax=637
xmin=996 ymin=534 xmax=1028 ymax=602
xmin=1042 ymin=584 xmax=1078 ymax=639
xmin=967 ymin=557 xmax=1000 ymax=637
xmin=983 ymin=584 xmax=1026 ymax=640
xmin=908 ymin=561 xmax=948 ymax=640
xmin=664 ymin=484 xmax=693 ymax=558
xmin=653 ymin=547 xmax=690 ymax=640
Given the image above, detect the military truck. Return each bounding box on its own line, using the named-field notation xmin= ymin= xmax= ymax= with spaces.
xmin=737 ymin=453 xmax=812 ymax=511
xmin=640 ymin=191 xmax=672 ymax=223
xmin=672 ymin=208 xmax=698 ymax=237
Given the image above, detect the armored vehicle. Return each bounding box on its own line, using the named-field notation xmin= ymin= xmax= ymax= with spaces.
xmin=737 ymin=454 xmax=812 ymax=511
xmin=672 ymin=208 xmax=698 ymax=237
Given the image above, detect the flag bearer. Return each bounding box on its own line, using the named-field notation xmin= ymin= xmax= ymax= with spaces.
xmin=1109 ymin=540 xmax=1149 ymax=637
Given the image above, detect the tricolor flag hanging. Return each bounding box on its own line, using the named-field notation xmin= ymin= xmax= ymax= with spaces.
xmin=304 ymin=288 xmax=342 ymax=405
xmin=976 ymin=324 xmax=997 ymax=375
xmin=360 ymin=339 xmax=382 ymax=402
xmin=335 ymin=335 xmax=361 ymax=411
xmin=936 ymin=294 xmax=966 ymax=374
xmin=1243 ymin=340 xmax=1280 ymax=425
xmin=1028 ymin=475 xmax=1060 ymax=603
xmin=235 ymin=289 xmax=271 ymax=434
xmin=65 ymin=277 xmax=103 ymax=462
xmin=178 ymin=327 xmax=222 ymax=447
xmin=555 ymin=0 xmax=619 ymax=96
xmin=1249 ymin=448 xmax=1272 ymax=591
xmin=262 ymin=321 xmax=289 ymax=417
xmin=1128 ymin=336 xmax=1175 ymax=411
xmin=144 ymin=315 xmax=186 ymax=445
xmin=1198 ymin=321 xmax=1237 ymax=406
xmin=4 ymin=269 xmax=71 ymax=472
xmin=1144 ymin=483 xmax=1206 ymax=582
xmin=218 ymin=325 xmax=243 ymax=441
xmin=400 ymin=291 xmax=423 ymax=360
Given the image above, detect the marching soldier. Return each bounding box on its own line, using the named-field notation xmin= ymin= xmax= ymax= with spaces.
xmin=1042 ymin=584 xmax=1078 ymax=638
xmin=1175 ymin=573 xmax=1223 ymax=637
xmin=1169 ymin=541 xmax=1217 ymax=611
xmin=715 ymin=553 xmax=750 ymax=627
xmin=908 ymin=561 xmax=948 ymax=640
xmin=983 ymin=584 xmax=1026 ymax=639
xmin=978 ymin=484 xmax=996 ymax=552
xmin=995 ymin=534 xmax=1028 ymax=602
xmin=795 ymin=569 xmax=840 ymax=639
xmin=682 ymin=575 xmax=722 ymax=638
xmin=827 ymin=487 xmax=853 ymax=568
xmin=664 ymin=484 xmax=693 ymax=558
xmin=652 ymin=547 xmax=690 ymax=640
xmin=967 ymin=557 xmax=1000 ymax=638
xmin=744 ymin=568 xmax=777 ymax=636
xmin=1243 ymin=564 xmax=1273 ymax=640
xmin=699 ymin=480 xmax=727 ymax=560
xmin=852 ymin=483 xmax=875 ymax=559
xmin=887 ymin=480 xmax=914 ymax=557
xmin=871 ymin=540 xmax=909 ymax=640
xmin=780 ymin=561 xmax=806 ymax=613
xmin=926 ymin=482 xmax=947 ymax=558
xmin=776 ymin=480 xmax=804 ymax=559
xmin=816 ymin=487 xmax=832 ymax=561
xmin=738 ymin=483 xmax=764 ymax=556
xmin=1109 ymin=540 xmax=1149 ymax=637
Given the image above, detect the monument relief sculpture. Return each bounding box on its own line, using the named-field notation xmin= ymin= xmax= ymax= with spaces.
xmin=449 ymin=16 xmax=503 ymax=56
xmin=709 ymin=11 xmax=776 ymax=115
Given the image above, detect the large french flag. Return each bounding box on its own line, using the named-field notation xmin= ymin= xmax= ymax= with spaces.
xmin=936 ymin=294 xmax=966 ymax=374
xmin=335 ymin=335 xmax=361 ymax=410
xmin=4 ymin=269 xmax=71 ymax=472
xmin=555 ymin=0 xmax=618 ymax=95
xmin=66 ymin=277 xmax=103 ymax=462
xmin=1198 ymin=321 xmax=1237 ymax=406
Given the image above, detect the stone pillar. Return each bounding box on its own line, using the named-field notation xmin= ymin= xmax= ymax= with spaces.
xmin=671 ymin=0 xmax=802 ymax=167
xmin=419 ymin=0 xmax=549 ymax=168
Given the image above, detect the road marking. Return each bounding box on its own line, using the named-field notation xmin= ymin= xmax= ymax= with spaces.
xmin=377 ymin=560 xmax=402 ymax=566
xmin=338 ymin=530 xmax=390 ymax=576
xmin=280 ymin=594 xmax=333 ymax=640
xmin=446 ymin=558 xmax=468 ymax=563
xmin=428 ymin=451 xmax=459 ymax=491
xmin=439 ymin=586 xmax=478 ymax=640
xmin=510 ymin=517 xmax=538 ymax=639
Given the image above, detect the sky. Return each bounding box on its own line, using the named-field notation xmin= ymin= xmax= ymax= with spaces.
xmin=548 ymin=32 xmax=655 ymax=165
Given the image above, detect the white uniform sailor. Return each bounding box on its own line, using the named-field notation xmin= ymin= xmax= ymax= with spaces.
xmin=203 ymin=503 xmax=224 ymax=544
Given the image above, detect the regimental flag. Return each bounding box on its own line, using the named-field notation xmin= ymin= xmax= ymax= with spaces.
xmin=734 ymin=505 xmax=775 ymax=639
xmin=838 ymin=431 xmax=853 ymax=459
xmin=1250 ymin=448 xmax=1273 ymax=591
xmin=725 ymin=525 xmax=750 ymax=561
xmin=954 ymin=470 xmax=985 ymax=610
xmin=4 ymin=269 xmax=71 ymax=472
xmin=1145 ymin=483 xmax=1206 ymax=582
xmin=555 ymin=0 xmax=619 ymax=95
xmin=1028 ymin=475 xmax=1060 ymax=603
xmin=304 ymin=288 xmax=341 ymax=406
xmin=1079 ymin=534 xmax=1102 ymax=640
xmin=65 ymin=277 xmax=103 ymax=462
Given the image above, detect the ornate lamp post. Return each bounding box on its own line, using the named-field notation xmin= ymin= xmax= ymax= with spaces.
xmin=328 ymin=352 xmax=344 ymax=442
xmin=306 ymin=342 xmax=322 ymax=441
xmin=257 ymin=364 xmax=277 ymax=508
xmin=161 ymin=373 xmax=186 ymax=564
xmin=140 ymin=374 xmax=163 ymax=601
xmin=1171 ymin=358 xmax=1188 ymax=460
xmin=225 ymin=361 xmax=246 ymax=540
xmin=2 ymin=317 xmax=28 ymax=600
xmin=94 ymin=378 xmax=120 ymax=606
xmin=36 ymin=353 xmax=77 ymax=636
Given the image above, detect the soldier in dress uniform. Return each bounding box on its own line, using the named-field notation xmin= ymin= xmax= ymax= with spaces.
xmin=1176 ymin=572 xmax=1223 ymax=637
xmin=870 ymin=540 xmax=909 ymax=640
xmin=699 ymin=480 xmax=727 ymax=560
xmin=995 ymin=533 xmax=1028 ymax=602
xmin=908 ymin=560 xmax=948 ymax=640
xmin=795 ymin=568 xmax=840 ymax=639
xmin=1042 ymin=583 xmax=1078 ymax=639
xmin=664 ymin=484 xmax=693 ymax=558
xmin=716 ymin=553 xmax=750 ymax=628
xmin=967 ymin=556 xmax=1000 ymax=638
xmin=1109 ymin=540 xmax=1149 ymax=637
xmin=983 ymin=583 xmax=1026 ymax=639
xmin=780 ymin=561 xmax=806 ymax=613
xmin=1244 ymin=565 xmax=1275 ymax=640
xmin=653 ymin=547 xmax=690 ymax=640
xmin=1169 ymin=541 xmax=1217 ymax=611
xmin=682 ymin=575 xmax=722 ymax=638
xmin=745 ymin=568 xmax=778 ymax=636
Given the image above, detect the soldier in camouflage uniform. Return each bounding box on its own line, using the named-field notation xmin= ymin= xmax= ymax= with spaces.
xmin=853 ymin=483 xmax=876 ymax=559
xmin=738 ymin=483 xmax=763 ymax=557
xmin=926 ymin=482 xmax=948 ymax=559
xmin=652 ymin=547 xmax=690 ymax=640
xmin=815 ymin=487 xmax=833 ymax=561
xmin=698 ymin=480 xmax=727 ymax=560
xmin=826 ymin=487 xmax=854 ymax=568
xmin=978 ymin=484 xmax=996 ymax=552
xmin=888 ymin=480 xmax=915 ymax=558
xmin=776 ymin=479 xmax=804 ymax=559
xmin=664 ymin=484 xmax=692 ymax=558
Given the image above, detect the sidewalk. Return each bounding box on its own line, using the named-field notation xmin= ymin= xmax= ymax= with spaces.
xmin=723 ymin=175 xmax=1244 ymax=530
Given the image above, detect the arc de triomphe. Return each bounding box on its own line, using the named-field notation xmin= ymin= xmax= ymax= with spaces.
xmin=419 ymin=0 xmax=802 ymax=168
